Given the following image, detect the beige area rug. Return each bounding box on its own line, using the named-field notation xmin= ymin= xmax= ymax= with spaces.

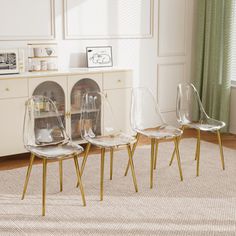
xmin=0 ymin=138 xmax=236 ymax=236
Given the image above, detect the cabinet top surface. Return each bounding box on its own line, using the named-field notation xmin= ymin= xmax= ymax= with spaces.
xmin=0 ymin=67 xmax=132 ymax=80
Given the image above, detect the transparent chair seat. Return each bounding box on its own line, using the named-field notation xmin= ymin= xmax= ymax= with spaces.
xmin=80 ymin=91 xmax=139 ymax=200
xmin=26 ymin=142 xmax=83 ymax=160
xmin=85 ymin=133 xmax=136 ymax=148
xmin=137 ymin=125 xmax=182 ymax=139
xmin=23 ymin=95 xmax=84 ymax=159
xmin=180 ymin=118 xmax=225 ymax=131
xmin=176 ymin=83 xmax=226 ymax=131
xmin=22 ymin=96 xmax=86 ymax=216
xmin=127 ymin=87 xmax=184 ymax=188
xmin=80 ymin=92 xmax=136 ymax=148
xmin=173 ymin=83 xmax=226 ymax=176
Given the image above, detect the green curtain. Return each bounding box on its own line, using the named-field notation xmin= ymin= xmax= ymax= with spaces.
xmin=192 ymin=0 xmax=235 ymax=132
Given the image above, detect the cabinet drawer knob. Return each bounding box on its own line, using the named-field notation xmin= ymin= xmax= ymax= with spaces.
xmin=117 ymin=79 xmax=121 ymax=83
xmin=5 ymin=88 xmax=10 ymax=91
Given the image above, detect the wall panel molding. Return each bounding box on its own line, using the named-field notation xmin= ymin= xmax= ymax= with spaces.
xmin=0 ymin=0 xmax=55 ymax=41
xmin=157 ymin=63 xmax=185 ymax=112
xmin=63 ymin=0 xmax=154 ymax=39
xmin=157 ymin=0 xmax=187 ymax=57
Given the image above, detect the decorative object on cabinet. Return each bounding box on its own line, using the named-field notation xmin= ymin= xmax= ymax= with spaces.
xmin=0 ymin=49 xmax=19 ymax=75
xmin=22 ymin=96 xmax=86 ymax=216
xmin=70 ymin=78 xmax=101 ymax=140
xmin=86 ymin=46 xmax=113 ymax=68
xmin=27 ymin=43 xmax=58 ymax=72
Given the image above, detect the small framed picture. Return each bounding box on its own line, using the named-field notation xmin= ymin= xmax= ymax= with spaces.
xmin=86 ymin=46 xmax=113 ymax=68
xmin=0 ymin=49 xmax=19 ymax=75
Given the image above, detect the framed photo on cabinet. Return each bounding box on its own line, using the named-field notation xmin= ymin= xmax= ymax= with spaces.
xmin=0 ymin=49 xmax=19 ymax=75
xmin=86 ymin=46 xmax=113 ymax=68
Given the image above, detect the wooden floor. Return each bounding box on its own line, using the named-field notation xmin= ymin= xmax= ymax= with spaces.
xmin=0 ymin=129 xmax=235 ymax=171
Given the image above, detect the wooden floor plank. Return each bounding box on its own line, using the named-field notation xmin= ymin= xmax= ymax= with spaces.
xmin=0 ymin=129 xmax=235 ymax=171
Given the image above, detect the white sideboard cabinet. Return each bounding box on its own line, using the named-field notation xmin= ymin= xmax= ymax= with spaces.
xmin=0 ymin=68 xmax=133 ymax=157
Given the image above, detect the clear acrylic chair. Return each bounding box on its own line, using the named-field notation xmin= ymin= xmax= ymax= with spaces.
xmin=79 ymin=91 xmax=138 ymax=201
xmin=124 ymin=87 xmax=183 ymax=189
xmin=22 ymin=96 xmax=86 ymax=216
xmin=169 ymin=83 xmax=225 ymax=176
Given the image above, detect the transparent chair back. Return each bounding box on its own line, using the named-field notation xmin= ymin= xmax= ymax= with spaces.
xmin=176 ymin=83 xmax=209 ymax=125
xmin=23 ymin=96 xmax=69 ymax=148
xmin=131 ymin=87 xmax=165 ymax=132
xmin=80 ymin=92 xmax=122 ymax=143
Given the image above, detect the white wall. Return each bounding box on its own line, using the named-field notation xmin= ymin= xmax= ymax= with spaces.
xmin=0 ymin=0 xmax=195 ymax=123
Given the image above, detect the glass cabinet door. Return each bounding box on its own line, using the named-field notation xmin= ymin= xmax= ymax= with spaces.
xmin=32 ymin=81 xmax=66 ymax=131
xmin=70 ymin=78 xmax=101 ymax=141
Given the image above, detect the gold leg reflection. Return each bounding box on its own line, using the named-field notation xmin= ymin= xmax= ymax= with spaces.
xmin=150 ymin=138 xmax=155 ymax=189
xmin=196 ymin=129 xmax=201 ymax=176
xmin=59 ymin=160 xmax=63 ymax=192
xmin=81 ymin=143 xmax=91 ymax=176
xmin=110 ymin=148 xmax=114 ymax=180
xmin=174 ymin=138 xmax=183 ymax=181
xmin=127 ymin=145 xmax=138 ymax=192
xmin=21 ymin=153 xmax=35 ymax=200
xmin=217 ymin=130 xmax=225 ymax=170
xmin=73 ymin=154 xmax=86 ymax=206
xmin=42 ymin=158 xmax=47 ymax=216
xmin=153 ymin=140 xmax=158 ymax=170
xmin=124 ymin=133 xmax=140 ymax=176
xmin=100 ymin=148 xmax=105 ymax=201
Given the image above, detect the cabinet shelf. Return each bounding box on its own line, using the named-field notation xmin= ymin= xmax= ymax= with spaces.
xmin=71 ymin=109 xmax=100 ymax=115
xmin=29 ymin=69 xmax=58 ymax=72
xmin=28 ymin=56 xmax=58 ymax=59
xmin=35 ymin=111 xmax=65 ymax=119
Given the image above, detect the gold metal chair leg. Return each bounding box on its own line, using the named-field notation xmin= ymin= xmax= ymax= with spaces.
xmin=110 ymin=148 xmax=114 ymax=180
xmin=196 ymin=129 xmax=201 ymax=176
xmin=174 ymin=138 xmax=183 ymax=181
xmin=80 ymin=143 xmax=91 ymax=176
xmin=217 ymin=130 xmax=225 ymax=170
xmin=42 ymin=158 xmax=47 ymax=216
xmin=21 ymin=154 xmax=35 ymax=200
xmin=59 ymin=160 xmax=63 ymax=192
xmin=124 ymin=133 xmax=140 ymax=176
xmin=153 ymin=140 xmax=158 ymax=170
xmin=169 ymin=147 xmax=176 ymax=166
xmin=150 ymin=138 xmax=155 ymax=189
xmin=127 ymin=145 xmax=138 ymax=192
xmin=169 ymin=126 xmax=185 ymax=166
xmin=73 ymin=155 xmax=86 ymax=206
xmin=100 ymin=148 xmax=105 ymax=201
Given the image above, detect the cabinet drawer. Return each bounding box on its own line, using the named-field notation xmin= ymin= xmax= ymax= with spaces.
xmin=103 ymin=72 xmax=132 ymax=90
xmin=0 ymin=79 xmax=28 ymax=99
